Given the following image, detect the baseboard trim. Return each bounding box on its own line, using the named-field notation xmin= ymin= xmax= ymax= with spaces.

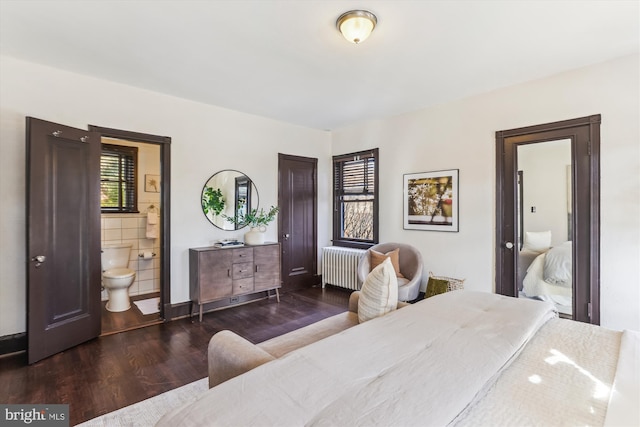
xmin=311 ymin=274 xmax=322 ymax=287
xmin=168 ymin=301 xmax=192 ymax=319
xmin=0 ymin=332 xmax=27 ymax=356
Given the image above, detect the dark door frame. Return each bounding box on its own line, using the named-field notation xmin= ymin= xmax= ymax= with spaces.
xmin=495 ymin=115 xmax=600 ymax=324
xmin=88 ymin=125 xmax=172 ymax=320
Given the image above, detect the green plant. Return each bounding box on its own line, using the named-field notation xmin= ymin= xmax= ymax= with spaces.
xmin=202 ymin=187 xmax=225 ymax=216
xmin=224 ymin=205 xmax=279 ymax=228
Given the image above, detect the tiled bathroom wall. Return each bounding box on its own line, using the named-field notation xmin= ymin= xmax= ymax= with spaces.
xmin=100 ymin=208 xmax=161 ymax=300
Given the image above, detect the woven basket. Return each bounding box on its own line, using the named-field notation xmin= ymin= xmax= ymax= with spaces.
xmin=428 ymin=272 xmax=465 ymax=292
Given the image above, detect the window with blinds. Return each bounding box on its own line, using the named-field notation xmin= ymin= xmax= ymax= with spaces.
xmin=100 ymin=144 xmax=138 ymax=213
xmin=332 ymin=148 xmax=379 ymax=248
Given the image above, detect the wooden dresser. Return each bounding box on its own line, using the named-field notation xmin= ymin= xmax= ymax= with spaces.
xmin=189 ymin=242 xmax=281 ymax=321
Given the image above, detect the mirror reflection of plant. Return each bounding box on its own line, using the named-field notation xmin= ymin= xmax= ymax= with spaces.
xmin=202 ymin=187 xmax=226 ymax=216
xmin=223 ymin=205 xmax=279 ymax=228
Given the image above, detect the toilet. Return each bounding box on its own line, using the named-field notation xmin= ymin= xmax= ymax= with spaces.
xmin=101 ymin=243 xmax=136 ymax=312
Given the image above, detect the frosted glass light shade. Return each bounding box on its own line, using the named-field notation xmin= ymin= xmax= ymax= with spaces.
xmin=337 ymin=10 xmax=377 ymax=44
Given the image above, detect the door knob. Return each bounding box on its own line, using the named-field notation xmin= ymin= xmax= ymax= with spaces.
xmin=31 ymin=255 xmax=46 ymax=268
xmin=283 ymin=233 xmax=290 ymax=240
xmin=504 ymin=242 xmax=514 ymax=250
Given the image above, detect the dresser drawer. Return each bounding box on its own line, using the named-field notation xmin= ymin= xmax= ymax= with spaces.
xmin=232 ymin=262 xmax=253 ymax=279
xmin=233 ymin=277 xmax=254 ymax=295
xmin=232 ymin=247 xmax=253 ymax=263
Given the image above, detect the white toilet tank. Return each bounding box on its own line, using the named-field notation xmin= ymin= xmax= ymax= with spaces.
xmin=102 ymin=243 xmax=133 ymax=270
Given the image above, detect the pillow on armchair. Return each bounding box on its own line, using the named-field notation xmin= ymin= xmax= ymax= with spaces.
xmin=369 ymin=248 xmax=405 ymax=278
xmin=358 ymin=257 xmax=398 ymax=323
xmin=357 ymin=243 xmax=423 ymax=302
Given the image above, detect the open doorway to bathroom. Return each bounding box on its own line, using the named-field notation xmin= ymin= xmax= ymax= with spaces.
xmin=89 ymin=125 xmax=171 ymax=336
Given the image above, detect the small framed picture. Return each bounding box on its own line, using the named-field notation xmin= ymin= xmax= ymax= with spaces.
xmin=403 ymin=169 xmax=459 ymax=232
xmin=145 ymin=174 xmax=161 ymax=193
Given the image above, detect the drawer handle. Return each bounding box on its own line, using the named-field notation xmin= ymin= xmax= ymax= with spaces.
xmin=227 ymin=269 xmax=230 ymax=277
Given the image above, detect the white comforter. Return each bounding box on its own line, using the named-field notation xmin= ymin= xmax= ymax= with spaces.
xmin=523 ymin=249 xmax=572 ymax=307
xmin=157 ymin=291 xmax=557 ymax=426
xmin=453 ymin=317 xmax=623 ymax=426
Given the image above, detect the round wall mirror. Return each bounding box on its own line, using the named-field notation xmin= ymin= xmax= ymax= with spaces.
xmin=201 ymin=169 xmax=259 ymax=230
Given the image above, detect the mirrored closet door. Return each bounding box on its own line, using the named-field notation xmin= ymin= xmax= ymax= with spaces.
xmin=516 ymin=139 xmax=572 ymax=317
xmin=495 ymin=115 xmax=601 ymax=324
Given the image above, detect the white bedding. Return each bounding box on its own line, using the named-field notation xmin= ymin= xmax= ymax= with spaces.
xmin=604 ymin=329 xmax=640 ymax=427
xmin=522 ymin=246 xmax=572 ymax=308
xmin=453 ymin=317 xmax=622 ymax=426
xmin=543 ymin=240 xmax=572 ymax=285
xmin=158 ymin=290 xmax=637 ymax=426
xmin=157 ymin=291 xmax=558 ymax=426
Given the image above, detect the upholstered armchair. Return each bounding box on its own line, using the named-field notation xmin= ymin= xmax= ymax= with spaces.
xmin=357 ymin=242 xmax=424 ymax=301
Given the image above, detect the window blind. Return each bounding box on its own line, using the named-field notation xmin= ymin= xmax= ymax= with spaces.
xmin=101 ymin=144 xmax=137 ymax=212
xmin=333 ymin=151 xmax=376 ymax=196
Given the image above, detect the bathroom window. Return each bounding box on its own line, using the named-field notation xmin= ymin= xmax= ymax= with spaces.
xmin=332 ymin=148 xmax=378 ymax=249
xmin=101 ymin=144 xmax=138 ymax=213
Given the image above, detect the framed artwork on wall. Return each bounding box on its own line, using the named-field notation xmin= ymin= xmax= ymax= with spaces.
xmin=145 ymin=174 xmax=161 ymax=193
xmin=403 ymin=169 xmax=459 ymax=232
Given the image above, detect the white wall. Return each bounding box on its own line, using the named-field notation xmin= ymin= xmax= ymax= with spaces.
xmin=332 ymin=54 xmax=640 ymax=331
xmin=1 ymin=53 xmax=638 ymax=336
xmin=0 ymin=55 xmax=332 ymax=336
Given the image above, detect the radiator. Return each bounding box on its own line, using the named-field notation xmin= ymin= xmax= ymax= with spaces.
xmin=321 ymin=246 xmax=366 ymax=290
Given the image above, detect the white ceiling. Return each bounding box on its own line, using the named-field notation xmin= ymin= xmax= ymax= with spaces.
xmin=1 ymin=0 xmax=638 ymax=130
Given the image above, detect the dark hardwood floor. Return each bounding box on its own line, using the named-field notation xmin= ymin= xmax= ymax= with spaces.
xmin=0 ymin=285 xmax=352 ymax=426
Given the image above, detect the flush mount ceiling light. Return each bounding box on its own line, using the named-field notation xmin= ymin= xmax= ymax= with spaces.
xmin=336 ymin=10 xmax=377 ymax=44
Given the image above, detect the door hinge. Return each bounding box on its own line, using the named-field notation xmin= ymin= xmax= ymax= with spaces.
xmin=587 ymin=302 xmax=592 ymax=319
xmin=587 ymin=141 xmax=591 ymax=156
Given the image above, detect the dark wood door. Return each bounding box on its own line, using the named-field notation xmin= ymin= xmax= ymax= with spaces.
xmin=495 ymin=115 xmax=600 ymax=324
xmin=27 ymin=117 xmax=102 ymax=364
xmin=278 ymin=154 xmax=317 ymax=292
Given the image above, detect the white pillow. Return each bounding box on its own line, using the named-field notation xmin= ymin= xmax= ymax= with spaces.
xmin=358 ymin=257 xmax=398 ymax=323
xmin=524 ymin=230 xmax=552 ymax=253
xmin=543 ymin=241 xmax=572 ymax=287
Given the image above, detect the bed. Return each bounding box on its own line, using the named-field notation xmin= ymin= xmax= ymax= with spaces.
xmin=156 ymin=291 xmax=638 ymax=426
xmin=520 ymin=241 xmax=573 ymax=314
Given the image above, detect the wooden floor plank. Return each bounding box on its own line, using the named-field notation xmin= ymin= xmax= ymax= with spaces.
xmin=0 ymin=285 xmax=351 ymax=425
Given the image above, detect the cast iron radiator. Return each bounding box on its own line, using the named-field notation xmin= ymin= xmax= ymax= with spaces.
xmin=321 ymin=246 xmax=366 ymax=290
